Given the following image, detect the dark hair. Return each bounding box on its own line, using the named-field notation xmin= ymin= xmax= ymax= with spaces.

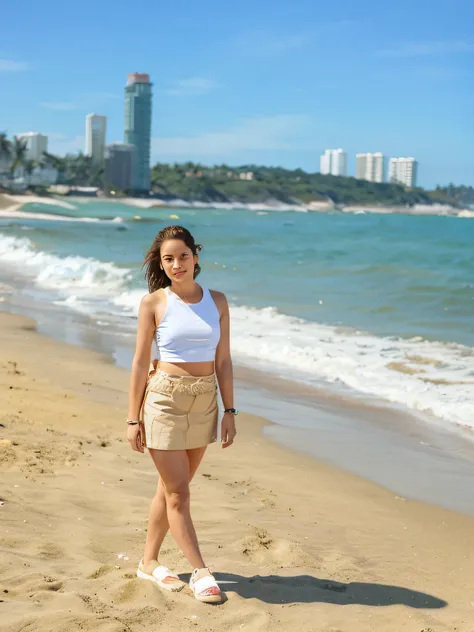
xmin=143 ymin=225 xmax=202 ymax=293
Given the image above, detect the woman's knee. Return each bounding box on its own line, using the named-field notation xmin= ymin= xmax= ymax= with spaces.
xmin=165 ymin=482 xmax=190 ymax=511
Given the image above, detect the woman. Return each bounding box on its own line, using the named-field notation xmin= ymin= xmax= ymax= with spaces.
xmin=127 ymin=225 xmax=237 ymax=604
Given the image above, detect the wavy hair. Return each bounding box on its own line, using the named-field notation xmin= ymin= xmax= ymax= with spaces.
xmin=142 ymin=225 xmax=202 ymax=293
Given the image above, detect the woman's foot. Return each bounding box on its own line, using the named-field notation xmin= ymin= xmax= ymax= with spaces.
xmin=189 ymin=567 xmax=223 ymax=603
xmin=137 ymin=559 xmax=185 ymax=592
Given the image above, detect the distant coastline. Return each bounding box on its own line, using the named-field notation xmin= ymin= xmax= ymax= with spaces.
xmin=1 ymin=191 xmax=473 ymax=219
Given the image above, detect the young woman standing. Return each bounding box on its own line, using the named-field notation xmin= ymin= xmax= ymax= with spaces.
xmin=127 ymin=225 xmax=237 ymax=604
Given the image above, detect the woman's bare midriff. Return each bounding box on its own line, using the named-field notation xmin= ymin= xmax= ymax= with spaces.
xmin=157 ymin=360 xmax=215 ymax=377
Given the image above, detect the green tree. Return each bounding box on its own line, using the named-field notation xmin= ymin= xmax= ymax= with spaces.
xmin=23 ymin=159 xmax=36 ymax=185
xmin=9 ymin=137 xmax=28 ymax=178
xmin=0 ymin=132 xmax=11 ymax=162
xmin=0 ymin=133 xmax=12 ymax=181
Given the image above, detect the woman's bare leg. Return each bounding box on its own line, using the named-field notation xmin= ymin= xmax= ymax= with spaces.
xmin=143 ymin=447 xmax=207 ymax=568
xmin=147 ymin=448 xmax=206 ymax=569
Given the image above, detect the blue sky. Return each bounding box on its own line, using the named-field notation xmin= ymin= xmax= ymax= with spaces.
xmin=1 ymin=0 xmax=473 ymax=188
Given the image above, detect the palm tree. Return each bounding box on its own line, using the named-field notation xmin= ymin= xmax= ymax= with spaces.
xmin=9 ymin=137 xmax=28 ymax=179
xmin=0 ymin=133 xmax=12 ymax=182
xmin=0 ymin=132 xmax=11 ymax=160
xmin=23 ymin=159 xmax=36 ymax=185
xmin=42 ymin=151 xmax=62 ymax=169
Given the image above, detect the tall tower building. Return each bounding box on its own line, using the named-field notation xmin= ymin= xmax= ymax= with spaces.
xmin=320 ymin=149 xmax=347 ymax=177
xmin=356 ymin=152 xmax=385 ymax=182
xmin=85 ymin=114 xmax=107 ymax=165
xmin=124 ymin=73 xmax=152 ymax=193
xmin=16 ymin=132 xmax=48 ymax=161
xmin=388 ymin=157 xmax=418 ymax=188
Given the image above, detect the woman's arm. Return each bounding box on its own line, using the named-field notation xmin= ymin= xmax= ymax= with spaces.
xmin=127 ymin=294 xmax=156 ymax=450
xmin=214 ymin=292 xmax=236 ymax=448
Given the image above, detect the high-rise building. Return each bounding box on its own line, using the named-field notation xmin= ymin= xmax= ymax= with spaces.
xmin=16 ymin=132 xmax=48 ymax=161
xmin=85 ymin=114 xmax=107 ymax=165
xmin=124 ymin=73 xmax=152 ymax=193
xmin=105 ymin=143 xmax=135 ymax=191
xmin=320 ymin=150 xmax=331 ymax=175
xmin=356 ymin=152 xmax=385 ymax=182
xmin=388 ymin=157 xmax=418 ymax=188
xmin=320 ymin=149 xmax=347 ymax=177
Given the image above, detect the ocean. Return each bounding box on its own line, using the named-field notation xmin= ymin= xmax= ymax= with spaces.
xmin=1 ymin=199 xmax=474 ymax=439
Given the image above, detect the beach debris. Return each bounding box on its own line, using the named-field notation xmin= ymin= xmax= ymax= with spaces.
xmin=0 ymin=502 xmax=4 ymax=506
xmin=117 ymin=553 xmax=129 ymax=561
xmin=0 ymin=440 xmax=12 ymax=447
xmin=7 ymin=361 xmax=23 ymax=375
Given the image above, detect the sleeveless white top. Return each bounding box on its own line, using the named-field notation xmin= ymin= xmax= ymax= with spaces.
xmin=154 ymin=286 xmax=221 ymax=363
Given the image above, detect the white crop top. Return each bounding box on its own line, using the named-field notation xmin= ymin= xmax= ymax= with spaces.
xmin=154 ymin=286 xmax=221 ymax=363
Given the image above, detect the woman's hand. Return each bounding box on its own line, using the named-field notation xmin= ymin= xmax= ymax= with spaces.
xmin=221 ymin=413 xmax=237 ymax=449
xmin=127 ymin=422 xmax=145 ymax=453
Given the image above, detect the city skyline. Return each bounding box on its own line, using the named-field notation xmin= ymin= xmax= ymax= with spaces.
xmin=9 ymin=124 xmax=422 ymax=186
xmin=2 ymin=0 xmax=472 ymax=189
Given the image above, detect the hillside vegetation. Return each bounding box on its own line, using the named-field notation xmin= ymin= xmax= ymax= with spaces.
xmin=150 ymin=163 xmax=473 ymax=207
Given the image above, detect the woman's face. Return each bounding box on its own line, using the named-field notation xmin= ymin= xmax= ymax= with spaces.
xmin=160 ymin=239 xmax=198 ymax=282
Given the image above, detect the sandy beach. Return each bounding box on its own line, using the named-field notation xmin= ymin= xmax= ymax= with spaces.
xmin=1 ymin=192 xmax=472 ymax=219
xmin=1 ymin=311 xmax=473 ymax=632
xmin=0 ymin=194 xmax=77 ymax=221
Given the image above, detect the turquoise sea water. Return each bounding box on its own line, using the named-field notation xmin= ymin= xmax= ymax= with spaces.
xmin=1 ymin=200 xmax=473 ymax=432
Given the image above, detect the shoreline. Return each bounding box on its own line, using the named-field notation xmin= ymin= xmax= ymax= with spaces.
xmin=1 ymin=311 xmax=474 ymax=630
xmin=3 ymin=288 xmax=474 ymax=517
xmin=1 ymin=191 xmax=473 ymax=219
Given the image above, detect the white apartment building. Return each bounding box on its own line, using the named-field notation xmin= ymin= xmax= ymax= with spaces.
xmin=389 ymin=157 xmax=418 ymax=188
xmin=16 ymin=132 xmax=48 ymax=161
xmin=85 ymin=114 xmax=107 ymax=165
xmin=320 ymin=149 xmax=347 ymax=177
xmin=356 ymin=152 xmax=384 ymax=183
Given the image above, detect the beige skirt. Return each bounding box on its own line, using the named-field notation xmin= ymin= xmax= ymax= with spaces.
xmin=140 ymin=366 xmax=218 ymax=450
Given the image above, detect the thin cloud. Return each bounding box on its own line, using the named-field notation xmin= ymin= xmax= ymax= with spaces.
xmin=0 ymin=59 xmax=29 ymax=72
xmin=152 ymin=114 xmax=310 ymax=158
xmin=166 ymin=77 xmax=217 ymax=96
xmin=378 ymin=41 xmax=474 ymax=57
xmin=40 ymin=101 xmax=81 ymax=111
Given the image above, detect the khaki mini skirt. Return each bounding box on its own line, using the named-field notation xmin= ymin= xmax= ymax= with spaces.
xmin=140 ymin=366 xmax=218 ymax=450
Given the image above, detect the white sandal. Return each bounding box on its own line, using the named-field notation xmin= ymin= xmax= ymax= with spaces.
xmin=137 ymin=559 xmax=185 ymax=592
xmin=189 ymin=567 xmax=222 ymax=603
